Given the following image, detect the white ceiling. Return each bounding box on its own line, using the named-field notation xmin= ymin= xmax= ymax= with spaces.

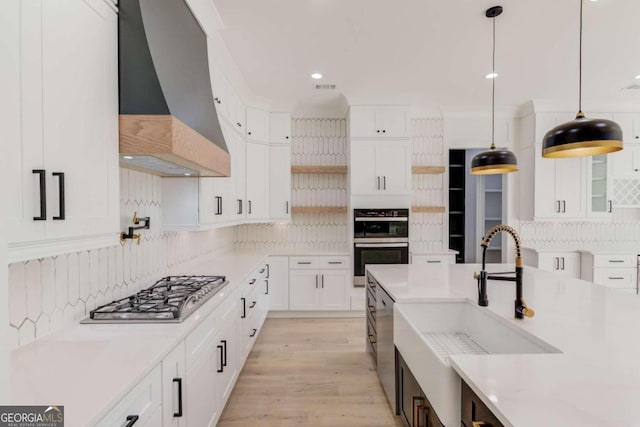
xmin=212 ymin=0 xmax=640 ymax=116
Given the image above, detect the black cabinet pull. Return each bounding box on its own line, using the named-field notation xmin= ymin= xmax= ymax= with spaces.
xmin=248 ymin=131 xmax=252 ymax=135
xmin=217 ymin=345 xmax=224 ymax=373
xmin=250 ymin=328 xmax=257 ymax=337
xmin=241 ymin=297 xmax=246 ymax=318
xmin=221 ymin=340 xmax=227 ymax=367
xmin=259 ymin=268 xmax=266 ymax=274
xmin=376 ymin=130 xmax=380 ymax=133
xmin=383 ymin=176 xmax=386 ymax=190
xmin=125 ymin=415 xmax=139 ymax=427
xmin=219 ymin=196 xmax=223 ymax=215
xmin=248 ymin=200 xmax=252 ymax=214
xmin=382 ymin=129 xmax=386 ymax=133
xmin=286 ymin=201 xmax=289 ymax=214
xmin=52 ymin=172 xmax=65 ymax=220
xmin=321 ymin=274 xmax=324 ymax=289
xmin=249 ymin=278 xmax=256 ymax=285
xmin=328 ymin=261 xmax=342 ymax=265
xmin=173 ymin=378 xmax=183 ymax=417
xmin=297 ymin=261 xmax=312 ymax=265
xmin=237 ymin=199 xmax=243 ymax=215
xmin=315 ymin=274 xmax=318 ymax=289
xmin=249 ymin=301 xmax=256 ymax=308
xmin=377 ymin=176 xmax=380 ymax=190
xmin=265 ymin=279 xmax=269 ymax=295
xmin=285 ymin=136 xmax=289 ymax=139
xmin=237 ymin=122 xmax=242 ymax=127
xmin=32 ymin=169 xmax=46 ymax=221
xmin=608 ymin=200 xmax=613 ymax=213
xmin=266 ymin=263 xmax=270 ymax=278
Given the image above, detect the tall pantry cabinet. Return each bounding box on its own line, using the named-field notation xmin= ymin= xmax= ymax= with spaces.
xmin=2 ymin=0 xmax=119 ymax=262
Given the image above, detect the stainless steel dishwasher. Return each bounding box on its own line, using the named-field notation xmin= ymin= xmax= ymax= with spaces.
xmin=375 ymin=277 xmax=397 ymax=415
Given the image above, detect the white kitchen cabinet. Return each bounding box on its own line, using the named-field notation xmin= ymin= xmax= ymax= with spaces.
xmin=350 ymin=140 xmax=411 ymax=196
xmin=215 ymin=299 xmax=239 ymax=413
xmin=212 ymin=64 xmax=229 ymax=120
xmin=270 ymin=112 xmax=292 ymax=144
xmin=228 ymin=89 xmax=246 ymax=135
xmin=350 ymin=105 xmax=410 ymax=138
xmin=269 ymin=144 xmax=291 ymax=220
xmin=246 ymin=107 xmax=270 ymax=143
xmin=230 ymin=127 xmax=247 ymax=220
xmin=613 ymin=112 xmax=640 ymax=144
xmin=519 ymin=113 xmax=587 ymax=220
xmin=185 ymin=337 xmax=219 ymax=427
xmin=581 ymin=252 xmax=638 ymax=293
xmin=289 ymin=256 xmax=351 ymax=311
xmin=522 ymin=248 xmax=580 ymax=279
xmin=267 ymin=256 xmax=290 ymax=311
xmin=162 ymin=176 xmax=231 ymax=229
xmin=289 ymin=270 xmax=320 ymax=310
xmin=318 ymin=270 xmax=351 ymax=310
xmin=611 ymin=145 xmax=640 ymax=180
xmin=246 ymin=140 xmax=270 ymax=220
xmin=3 ymin=0 xmax=119 ymax=261
xmin=587 ymin=155 xmax=613 ymax=218
xmin=162 ymin=342 xmax=186 ymax=427
xmin=95 ymin=365 xmax=162 ymax=427
xmin=411 ymin=254 xmax=456 ymax=265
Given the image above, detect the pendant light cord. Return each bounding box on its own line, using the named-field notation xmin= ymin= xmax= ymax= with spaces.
xmin=578 ymin=0 xmax=583 ymax=114
xmin=491 ymin=13 xmax=496 ymax=149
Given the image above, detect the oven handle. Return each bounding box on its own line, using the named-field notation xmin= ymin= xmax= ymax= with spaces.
xmin=355 ymin=217 xmax=408 ymax=222
xmin=355 ymin=243 xmax=409 ymax=248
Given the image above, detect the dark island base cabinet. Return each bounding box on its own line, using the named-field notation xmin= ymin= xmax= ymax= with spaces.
xmin=398 ymin=351 xmax=444 ymax=427
xmin=461 ymin=380 xmax=504 ymax=427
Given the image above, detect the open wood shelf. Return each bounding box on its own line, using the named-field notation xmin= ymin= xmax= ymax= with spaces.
xmin=291 ymin=166 xmax=348 ymax=174
xmin=411 ymin=206 xmax=446 ymax=213
xmin=412 ymin=165 xmax=445 ymax=174
xmin=291 ymin=206 xmax=348 ymax=214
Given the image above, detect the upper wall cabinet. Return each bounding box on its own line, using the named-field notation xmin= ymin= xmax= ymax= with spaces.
xmin=246 ymin=107 xmax=270 ymax=143
xmin=270 ymin=113 xmax=292 ymax=144
xmin=351 ymin=140 xmax=411 ymax=196
xmin=2 ymin=0 xmax=119 ymax=262
xmin=212 ymin=65 xmax=230 ymax=121
xmin=228 ymin=89 xmax=246 ymax=135
xmin=350 ymin=106 xmax=410 ymax=138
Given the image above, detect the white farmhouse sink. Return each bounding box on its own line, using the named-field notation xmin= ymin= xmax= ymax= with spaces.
xmin=394 ymin=301 xmax=560 ymax=426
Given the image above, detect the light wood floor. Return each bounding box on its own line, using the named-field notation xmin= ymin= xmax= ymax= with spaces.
xmin=219 ymin=318 xmax=403 ymax=427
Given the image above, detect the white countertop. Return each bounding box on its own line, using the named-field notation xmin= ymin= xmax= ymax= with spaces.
xmin=367 ymin=263 xmax=640 ymax=426
xmin=7 ymin=250 xmax=268 ymax=426
xmin=237 ymin=246 xmax=351 ymax=256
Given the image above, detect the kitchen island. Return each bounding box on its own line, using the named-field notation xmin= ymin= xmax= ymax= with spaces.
xmin=366 ymin=263 xmax=640 ymax=427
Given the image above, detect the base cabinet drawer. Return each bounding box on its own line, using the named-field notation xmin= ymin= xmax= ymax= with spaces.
xmin=95 ymin=365 xmax=162 ymax=427
xmin=319 ymin=255 xmax=350 ymax=269
xmin=593 ymin=268 xmax=637 ymax=289
xmin=461 ymin=380 xmax=504 ymax=427
xmin=411 ymin=254 xmax=454 ymax=265
xmin=593 ymin=254 xmax=636 ymax=269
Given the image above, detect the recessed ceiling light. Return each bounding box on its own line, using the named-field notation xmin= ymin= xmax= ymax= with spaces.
xmin=635 ymin=75 xmax=640 ymax=79
xmin=485 ymin=72 xmax=499 ymax=79
xmin=311 ymin=73 xmax=322 ymax=80
xmin=184 ymin=173 xmax=191 ymax=176
xmin=122 ymin=155 xmax=133 ymax=160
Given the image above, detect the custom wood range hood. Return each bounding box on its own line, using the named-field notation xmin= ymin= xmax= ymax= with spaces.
xmin=118 ymin=0 xmax=230 ymax=177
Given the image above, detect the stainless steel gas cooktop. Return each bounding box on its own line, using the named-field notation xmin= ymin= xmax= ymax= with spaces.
xmin=81 ymin=275 xmax=227 ymax=324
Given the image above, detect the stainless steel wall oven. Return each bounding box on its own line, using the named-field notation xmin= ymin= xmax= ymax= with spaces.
xmin=354 ymin=209 xmax=409 ymax=286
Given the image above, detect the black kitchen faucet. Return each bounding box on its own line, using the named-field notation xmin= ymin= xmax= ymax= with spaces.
xmin=474 ymin=224 xmax=535 ymax=319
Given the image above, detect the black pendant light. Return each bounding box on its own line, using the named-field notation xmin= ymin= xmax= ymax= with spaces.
xmin=542 ymin=0 xmax=623 ymax=158
xmin=471 ymin=6 xmax=518 ymax=175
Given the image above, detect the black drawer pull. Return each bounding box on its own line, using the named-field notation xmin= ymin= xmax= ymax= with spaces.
xmin=173 ymin=378 xmax=183 ymax=417
xmin=217 ymin=345 xmax=224 ymax=373
xmin=221 ymin=340 xmax=227 ymax=367
xmin=250 ymin=328 xmax=257 ymax=337
xmin=248 ymin=200 xmax=252 ymax=214
xmin=608 ymin=260 xmax=625 ymax=263
xmin=427 ymin=260 xmax=442 ymax=263
xmin=32 ymin=169 xmax=46 ymax=221
xmin=52 ymin=172 xmax=65 ymax=220
xmin=328 ymin=261 xmax=343 ymax=265
xmin=265 ymin=280 xmax=269 ymax=295
xmin=608 ymin=277 xmax=625 ymax=280
xmin=241 ymin=297 xmax=246 ymax=318
xmin=125 ymin=415 xmax=139 ymax=427
xmin=297 ymin=261 xmax=312 ymax=265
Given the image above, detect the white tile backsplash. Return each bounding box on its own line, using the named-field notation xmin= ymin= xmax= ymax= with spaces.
xmin=8 ymin=168 xmax=233 ymax=349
